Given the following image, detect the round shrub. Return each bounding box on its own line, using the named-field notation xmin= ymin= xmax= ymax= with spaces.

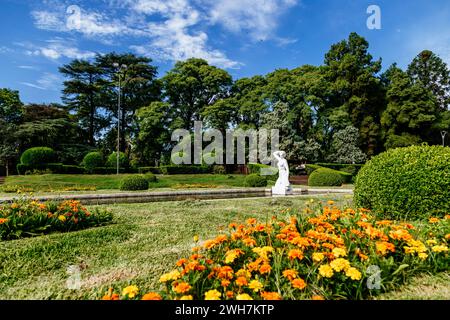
xmin=308 ymin=168 xmax=345 ymax=187
xmin=20 ymin=147 xmax=56 ymax=166
xmin=106 ymin=152 xmax=129 ymax=169
xmin=120 ymin=175 xmax=149 ymax=191
xmin=354 ymin=145 xmax=450 ymax=220
xmin=243 ymin=174 xmax=267 ymax=187
xmin=82 ymin=152 xmax=104 ymax=173
xmin=144 ymin=172 xmax=157 ymax=183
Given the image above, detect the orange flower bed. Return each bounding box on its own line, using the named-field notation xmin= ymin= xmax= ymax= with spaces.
xmin=103 ymin=203 xmax=449 ymax=300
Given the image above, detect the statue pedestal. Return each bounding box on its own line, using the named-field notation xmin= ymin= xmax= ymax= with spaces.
xmin=271 ymin=185 xmax=293 ymax=196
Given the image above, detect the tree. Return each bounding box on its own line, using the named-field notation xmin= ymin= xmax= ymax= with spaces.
xmin=96 ymin=52 xmax=161 ymax=152
xmin=0 ymin=88 xmax=23 ymax=174
xmin=408 ymin=50 xmax=450 ymax=110
xmin=323 ymin=32 xmax=385 ymax=156
xmin=162 ymin=58 xmax=232 ymax=131
xmin=327 ymin=126 xmax=367 ymax=164
xmin=381 ymin=65 xmax=438 ymax=149
xmin=60 ymin=60 xmax=106 ymax=145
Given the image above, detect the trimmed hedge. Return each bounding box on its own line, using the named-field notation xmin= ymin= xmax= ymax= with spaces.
xmin=17 ymin=163 xmax=85 ymax=175
xmin=91 ymin=167 xmax=126 ymax=174
xmin=82 ymin=152 xmax=104 ymax=173
xmin=308 ymin=168 xmax=346 ymax=187
xmin=120 ymin=175 xmax=149 ymax=191
xmin=160 ymin=165 xmax=212 ymax=175
xmin=305 ymin=164 xmax=323 ymax=176
xmin=20 ymin=147 xmax=56 ymax=166
xmin=138 ymin=166 xmax=161 ymax=174
xmin=144 ymin=172 xmax=157 ymax=183
xmin=316 ymin=163 xmax=364 ymax=176
xmin=243 ymin=174 xmax=268 ymax=187
xmin=354 ymin=145 xmax=450 ymax=219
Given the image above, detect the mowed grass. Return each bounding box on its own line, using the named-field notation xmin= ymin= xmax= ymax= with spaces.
xmin=0 ymin=195 xmax=447 ymax=300
xmin=2 ymin=174 xmax=248 ymax=192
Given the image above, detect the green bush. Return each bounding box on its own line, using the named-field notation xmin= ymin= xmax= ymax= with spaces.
xmin=106 ymin=152 xmax=129 ymax=170
xmin=20 ymin=147 xmax=56 ymax=166
xmin=17 ymin=163 xmax=64 ymax=175
xmin=120 ymin=175 xmax=149 ymax=191
xmin=138 ymin=166 xmax=161 ymax=174
xmin=82 ymin=152 xmax=104 ymax=173
xmin=308 ymin=168 xmax=346 ymax=187
xmin=212 ymin=165 xmax=226 ymax=175
xmin=160 ymin=165 xmax=212 ymax=175
xmin=144 ymin=172 xmax=157 ymax=183
xmin=316 ymin=163 xmax=364 ymax=176
xmin=305 ymin=164 xmax=323 ymax=175
xmin=243 ymin=174 xmax=268 ymax=187
xmin=354 ymin=145 xmax=450 ymax=219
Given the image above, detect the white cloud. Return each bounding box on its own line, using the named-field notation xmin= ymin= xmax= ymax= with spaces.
xmin=20 ymin=39 xmax=96 ymax=60
xmin=29 ymin=0 xmax=298 ymax=68
xmin=204 ymin=0 xmax=298 ymax=41
xmin=20 ymin=72 xmax=61 ymax=91
xmin=0 ymin=46 xmax=13 ymax=54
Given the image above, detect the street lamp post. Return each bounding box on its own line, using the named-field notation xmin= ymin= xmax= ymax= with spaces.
xmin=113 ymin=63 xmax=127 ymax=175
xmin=442 ymin=131 xmax=448 ymax=147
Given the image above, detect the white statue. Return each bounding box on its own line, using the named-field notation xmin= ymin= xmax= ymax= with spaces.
xmin=272 ymin=151 xmax=292 ymax=195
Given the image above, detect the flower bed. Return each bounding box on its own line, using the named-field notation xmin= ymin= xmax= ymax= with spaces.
xmin=102 ymin=201 xmax=449 ymax=300
xmin=0 ymin=198 xmax=113 ymax=240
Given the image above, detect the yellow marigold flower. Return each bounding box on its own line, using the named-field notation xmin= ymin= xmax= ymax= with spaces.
xmin=173 ymin=282 xmax=191 ymax=294
xmin=327 ymin=200 xmax=334 ymax=205
xmin=248 ymin=280 xmax=264 ymax=292
xmin=432 ymin=245 xmax=448 ymax=253
xmin=318 ymin=264 xmax=334 ymax=278
xmin=179 ymin=295 xmax=193 ymax=300
xmin=10 ymin=203 xmax=19 ymax=209
xmin=141 ymin=292 xmax=162 ymax=300
xmin=0 ymin=218 xmax=8 ymax=224
xmin=252 ymin=246 xmax=274 ymax=260
xmin=428 ymin=217 xmax=439 ymax=223
xmin=312 ymin=252 xmax=325 ymax=262
xmin=311 ymin=295 xmax=325 ymax=300
xmin=122 ymin=285 xmax=139 ymax=299
xmin=58 ymin=215 xmax=66 ymax=222
xmin=330 ymin=258 xmax=350 ymax=272
xmin=224 ymin=249 xmax=244 ymax=264
xmin=159 ymin=270 xmax=181 ymax=283
xmin=236 ymin=293 xmax=253 ymax=300
xmin=291 ymin=278 xmax=307 ymax=290
xmin=332 ymin=247 xmax=347 ymax=258
xmin=418 ymin=253 xmax=428 ymax=260
xmin=193 ymin=235 xmax=199 ymax=242
xmin=345 ymin=267 xmax=362 ymax=280
xmin=205 ymin=289 xmax=221 ymax=300
xmin=236 ymin=268 xmax=251 ymax=278
xmin=426 ymin=239 xmax=437 ymax=246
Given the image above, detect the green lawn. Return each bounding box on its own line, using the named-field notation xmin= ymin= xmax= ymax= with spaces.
xmin=2 ymin=174 xmax=249 ymax=192
xmin=0 ymin=194 xmax=447 ymax=300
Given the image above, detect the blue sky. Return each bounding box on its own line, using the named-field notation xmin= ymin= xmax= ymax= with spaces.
xmin=1 ymin=0 xmax=450 ymax=104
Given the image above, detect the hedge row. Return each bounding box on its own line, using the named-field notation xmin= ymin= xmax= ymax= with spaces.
xmin=16 ymin=164 xmax=132 ymax=175
xmin=315 ymin=163 xmax=364 ymax=176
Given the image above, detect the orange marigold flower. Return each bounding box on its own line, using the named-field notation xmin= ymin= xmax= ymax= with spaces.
xmin=217 ymin=266 xmax=234 ymax=280
xmin=389 ymin=229 xmax=413 ymax=241
xmin=247 ymin=218 xmax=257 ymax=225
xmin=226 ymin=291 xmax=234 ymax=299
xmin=243 ymin=237 xmax=257 ymax=247
xmin=0 ymin=218 xmax=9 ymax=224
xmin=221 ymin=279 xmax=231 ymax=287
xmin=235 ymin=276 xmax=248 ymax=286
xmin=429 ymin=217 xmax=439 ymax=224
xmin=261 ymin=291 xmax=282 ymax=300
xmin=142 ymin=293 xmax=162 ymax=300
xmin=375 ymin=220 xmax=392 ymax=226
xmin=311 ymin=295 xmax=325 ymax=300
xmin=173 ymin=282 xmax=192 ymax=294
xmin=288 ymin=249 xmax=304 ymax=260
xmin=291 ymin=278 xmax=307 ymax=290
xmin=376 ymin=241 xmax=396 ymax=256
xmin=102 ymin=293 xmax=120 ymax=300
xmin=445 ymin=234 xmax=450 ymax=240
xmin=282 ymin=269 xmax=298 ymax=281
xmin=259 ymin=264 xmax=271 ymax=274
